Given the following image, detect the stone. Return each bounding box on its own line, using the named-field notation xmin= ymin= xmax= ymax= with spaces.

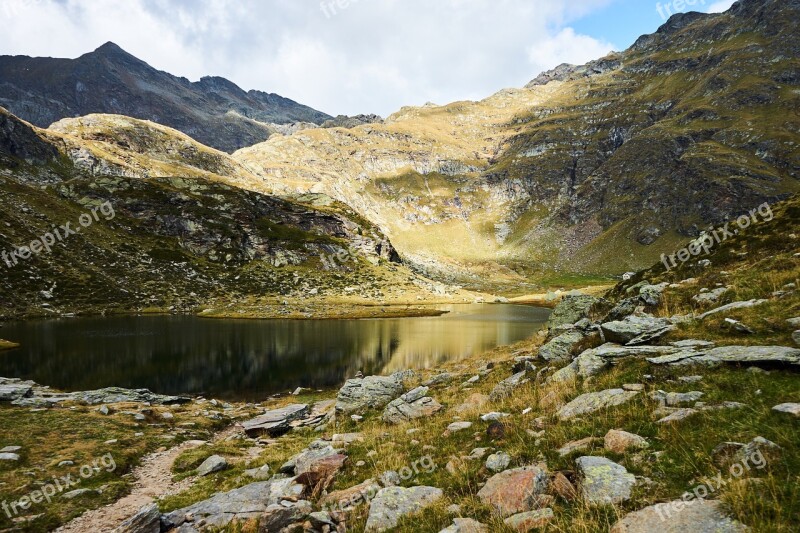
xmin=539 ymin=331 xmax=585 ymax=362
xmin=671 ymin=340 xmax=715 ymax=349
xmin=243 ymin=464 xmax=272 ymax=480
xmin=639 ymin=283 xmax=669 ymax=306
xmin=489 ymin=371 xmax=529 ymax=401
xmin=242 ymin=404 xmax=310 ymax=438
xmin=476 ymin=465 xmax=549 ymax=516
xmin=281 ymin=440 xmax=345 ymax=476
xmin=734 ymin=436 xmax=782 ymax=465
xmin=793 ymin=331 xmax=800 ymax=346
xmin=623 ymin=383 xmax=645 ymax=391
xmin=503 ymin=508 xmax=555 ymax=531
xmin=547 ymin=295 xmax=598 ymax=328
xmin=468 ymin=447 xmax=492 ymax=460
xmin=382 ymin=386 xmax=443 ymax=424
xmin=692 ymin=287 xmax=728 ymax=305
xmin=656 ymin=408 xmax=698 ymax=424
xmin=98 ymin=405 xmax=110 ymax=415
xmin=651 ymin=390 xmax=704 ymax=407
xmin=787 ymin=317 xmax=800 ymax=328
xmin=197 ymin=455 xmax=228 ymax=476
xmin=439 ymin=517 xmax=489 ymax=533
xmin=610 ymin=499 xmax=749 ymax=532
xmin=487 ymin=421 xmax=507 ymax=440
xmin=648 ymin=345 xmax=800 ymax=367
xmin=0 ymin=446 xmax=21 ymax=453
xmin=557 ymin=389 xmax=640 ymax=420
xmin=551 ymin=472 xmax=578 ymax=501
xmin=485 ymin=451 xmax=512 ymax=472
xmin=576 ymin=456 xmax=636 ymax=505
xmin=0 ymin=380 xmax=33 ymax=402
xmin=593 ymin=343 xmax=681 ymax=359
xmin=557 ymin=437 xmax=600 ymax=457
xmin=163 ymin=479 xmax=304 ymax=530
xmin=606 ymin=297 xmax=639 ymax=321
xmin=0 ymin=453 xmax=20 ymax=461
xmin=772 ymin=403 xmax=800 ymax=417
xmin=332 ymin=432 xmax=364 ymax=445
xmin=320 ymin=479 xmax=380 ymax=510
xmin=259 ymin=500 xmax=313 ymax=531
xmin=335 ymin=374 xmax=406 ymax=415
xmin=724 ymin=318 xmax=754 ymax=334
xmin=698 ymin=299 xmax=768 ymax=319
xmin=604 ymin=430 xmax=649 ymax=454
xmin=62 ymin=489 xmax=94 ymax=499
xmin=364 ymin=486 xmax=443 ymax=532
xmin=447 ymin=421 xmax=473 ymax=432
xmin=480 ymin=412 xmax=510 ymax=422
xmin=678 ymin=375 xmax=704 ymax=383
xmin=601 ymin=315 xmax=675 ymax=345
xmin=423 ymin=373 xmax=455 ymax=387
xmin=114 ymin=503 xmax=160 ymax=533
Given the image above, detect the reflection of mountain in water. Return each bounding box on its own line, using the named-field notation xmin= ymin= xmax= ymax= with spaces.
xmin=0 ymin=305 xmax=549 ymax=401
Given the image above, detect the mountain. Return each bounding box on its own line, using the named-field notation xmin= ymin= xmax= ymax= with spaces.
xmin=233 ymin=0 xmax=800 ymax=289
xmin=0 ymin=42 xmax=331 ymax=153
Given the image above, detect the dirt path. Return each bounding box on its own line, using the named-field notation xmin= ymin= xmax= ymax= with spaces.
xmin=54 ymin=439 xmax=207 ymax=533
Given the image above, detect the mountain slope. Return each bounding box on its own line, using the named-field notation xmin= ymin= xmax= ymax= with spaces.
xmin=233 ymin=0 xmax=800 ymax=287
xmin=0 ymin=42 xmax=331 ymax=153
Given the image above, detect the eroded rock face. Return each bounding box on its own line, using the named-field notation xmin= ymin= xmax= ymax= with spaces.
xmin=335 ymin=374 xmax=406 ymax=415
xmin=476 ymin=465 xmax=550 ymax=517
xmin=557 ymin=389 xmax=640 ymax=420
xmin=576 ymin=456 xmax=636 ymax=505
xmin=382 ymin=386 xmax=443 ymax=424
xmin=610 ymin=499 xmax=749 ymax=532
xmin=364 ymin=486 xmax=443 ymax=532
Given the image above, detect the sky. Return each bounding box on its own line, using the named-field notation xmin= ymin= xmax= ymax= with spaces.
xmin=0 ymin=0 xmax=737 ymax=117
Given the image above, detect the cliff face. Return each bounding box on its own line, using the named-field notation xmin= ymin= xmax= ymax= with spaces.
xmin=0 ymin=42 xmax=331 ymax=153
xmin=232 ymin=0 xmax=800 ymax=282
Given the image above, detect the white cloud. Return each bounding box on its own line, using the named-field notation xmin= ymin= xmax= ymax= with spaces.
xmin=0 ymin=0 xmax=617 ymax=116
xmin=706 ymin=0 xmax=736 ymax=13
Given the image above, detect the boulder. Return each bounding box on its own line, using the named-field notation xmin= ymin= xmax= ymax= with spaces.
xmin=639 ymin=283 xmax=669 ymax=306
xmin=281 ymin=440 xmax=344 ymax=476
xmin=601 ymin=315 xmax=675 ymax=345
xmin=447 ymin=421 xmax=473 ymax=432
xmin=604 ymin=430 xmax=649 ymax=454
xmin=0 ymin=379 xmax=33 ymax=402
xmin=576 ymin=456 xmax=636 ymax=505
xmin=382 ymin=386 xmax=443 ymax=424
xmin=657 ymin=408 xmax=699 ymax=424
xmin=162 ymin=479 xmax=304 ymax=530
xmin=335 ymin=374 xmax=405 ymax=415
xmin=547 ymin=295 xmax=599 ymax=328
xmin=114 ymin=503 xmax=160 ymax=533
xmin=605 ymin=297 xmax=639 ymax=321
xmin=476 ymin=465 xmax=549 ymax=516
xmin=504 ymin=508 xmax=555 ymax=531
xmin=197 ymin=455 xmax=228 ymax=477
xmin=539 ymin=331 xmax=585 ymax=362
xmin=489 ymin=371 xmax=529 ymax=401
xmin=364 ymin=486 xmax=443 ymax=532
xmin=242 ymin=404 xmax=310 ymax=438
xmin=0 ymin=453 xmax=20 ymax=462
xmin=610 ymin=499 xmax=749 ymax=532
xmin=557 ymin=389 xmax=640 ymax=420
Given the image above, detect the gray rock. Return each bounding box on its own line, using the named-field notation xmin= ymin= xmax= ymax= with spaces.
xmin=538 ymin=331 xmax=585 ymax=362
xmin=734 ymin=436 xmax=782 ymax=465
xmin=468 ymin=447 xmax=492 ymax=460
xmin=698 ymin=299 xmax=768 ymax=320
xmin=439 ymin=517 xmax=489 ymax=533
xmin=606 ymin=297 xmax=639 ymax=321
xmin=364 ymin=486 xmax=443 ymax=532
xmin=280 ymin=439 xmax=343 ymax=475
xmin=242 ymin=403 xmax=310 ymax=438
xmin=62 ymin=489 xmax=95 ymax=500
xmin=772 ymin=403 xmax=800 ymax=417
xmin=335 ymin=374 xmax=405 ymax=415
xmin=610 ymin=499 xmax=749 ymax=532
xmin=243 ymin=464 xmax=271 ymax=480
xmin=0 ymin=446 xmax=21 ymax=453
xmin=657 ymin=408 xmax=699 ymax=424
xmin=114 ymin=503 xmax=160 ymax=533
xmin=489 ymin=370 xmax=529 ymax=400
xmin=648 ymin=345 xmax=800 ymax=367
xmin=447 ymin=421 xmax=473 ymax=432
xmin=260 ymin=501 xmax=313 ymax=531
xmin=651 ymin=390 xmax=704 ymax=407
xmin=162 ymin=479 xmax=304 ymax=530
xmin=557 ymin=437 xmax=601 ymax=457
xmin=576 ymin=456 xmax=636 ymax=505
xmin=503 ymin=508 xmax=555 ymax=530
xmin=0 ymin=379 xmax=33 ymax=402
xmin=0 ymin=453 xmax=20 ymax=461
xmin=423 ymin=373 xmax=455 ymax=386
xmin=197 ymin=455 xmax=228 ymax=476
xmin=692 ymin=287 xmax=728 ymax=305
xmin=382 ymin=386 xmax=443 ymax=424
xmin=671 ymin=340 xmax=715 ymax=349
xmin=793 ymin=331 xmax=800 ymax=346
xmin=480 ymin=412 xmax=510 ymax=422
xmin=557 ymin=389 xmax=640 ymax=420
xmin=9 ymin=385 xmax=190 ymax=408
xmin=547 ymin=295 xmax=598 ymax=328
xmin=786 ymin=317 xmax=800 ymax=327
xmin=601 ymin=315 xmax=675 ymax=345
xmin=485 ymin=451 xmax=512 ymax=472
xmin=639 ymin=283 xmax=669 ymax=306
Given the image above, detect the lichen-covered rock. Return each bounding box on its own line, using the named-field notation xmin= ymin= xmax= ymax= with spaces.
xmin=485 ymin=451 xmax=512 ymax=472
xmin=547 ymin=295 xmax=599 ymax=328
xmin=576 ymin=456 xmax=636 ymax=505
xmin=601 ymin=315 xmax=675 ymax=345
xmin=364 ymin=486 xmax=443 ymax=531
xmin=557 ymin=389 xmax=640 ymax=420
xmin=476 ymin=465 xmax=549 ymax=517
xmin=610 ymin=499 xmax=749 ymax=532
xmin=538 ymin=331 xmax=585 ymax=362
xmin=335 ymin=374 xmax=406 ymax=415
xmin=382 ymin=386 xmax=443 ymax=424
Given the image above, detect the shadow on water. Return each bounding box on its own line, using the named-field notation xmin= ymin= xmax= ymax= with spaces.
xmin=0 ymin=304 xmax=550 ymax=401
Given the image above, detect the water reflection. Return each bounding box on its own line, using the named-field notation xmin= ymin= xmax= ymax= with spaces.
xmin=0 ymin=304 xmax=550 ymax=401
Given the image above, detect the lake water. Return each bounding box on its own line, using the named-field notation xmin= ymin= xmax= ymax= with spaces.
xmin=0 ymin=304 xmax=550 ymax=401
